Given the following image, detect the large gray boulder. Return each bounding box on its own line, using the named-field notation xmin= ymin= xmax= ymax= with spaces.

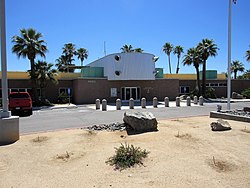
xmin=123 ymin=111 xmax=158 ymax=132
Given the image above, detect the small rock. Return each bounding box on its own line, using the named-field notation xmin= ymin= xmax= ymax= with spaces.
xmin=210 ymin=122 xmax=231 ymax=131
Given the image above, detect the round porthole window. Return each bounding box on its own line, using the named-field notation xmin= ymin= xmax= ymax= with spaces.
xmin=114 ymin=55 xmax=120 ymax=61
xmin=115 ymin=71 xmax=121 ymax=76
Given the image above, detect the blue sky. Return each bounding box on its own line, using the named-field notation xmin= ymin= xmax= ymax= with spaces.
xmin=4 ymin=0 xmax=250 ymax=74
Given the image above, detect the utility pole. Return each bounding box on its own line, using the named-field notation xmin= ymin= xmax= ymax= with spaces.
xmin=0 ymin=0 xmax=11 ymax=118
xmin=104 ymin=41 xmax=106 ymax=56
xmin=227 ymin=0 xmax=232 ymax=110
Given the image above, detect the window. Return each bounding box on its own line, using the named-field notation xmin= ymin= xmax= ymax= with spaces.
xmin=59 ymin=88 xmax=72 ymax=96
xmin=180 ymin=86 xmax=190 ymax=94
xmin=110 ymin=88 xmax=117 ymax=97
xmin=114 ymin=55 xmax=121 ymax=61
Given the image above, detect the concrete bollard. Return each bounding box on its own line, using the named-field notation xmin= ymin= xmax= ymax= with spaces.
xmin=164 ymin=97 xmax=169 ymax=107
xmin=129 ymin=98 xmax=134 ymax=109
xmin=153 ymin=97 xmax=158 ymax=108
xmin=116 ymin=99 xmax=121 ymax=110
xmin=141 ymin=98 xmax=146 ymax=108
xmin=199 ymin=96 xmax=204 ymax=106
xmin=102 ymin=99 xmax=107 ymax=111
xmin=176 ymin=97 xmax=180 ymax=107
xmin=194 ymin=96 xmax=198 ymax=104
xmin=96 ymin=99 xmax=100 ymax=110
xmin=186 ymin=96 xmax=191 ymax=106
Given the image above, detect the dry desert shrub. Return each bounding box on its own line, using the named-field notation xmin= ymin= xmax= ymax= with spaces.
xmin=106 ymin=143 xmax=149 ymax=170
xmin=175 ymin=131 xmax=192 ymax=139
xmin=32 ymin=136 xmax=48 ymax=143
xmin=241 ymin=127 xmax=250 ymax=133
xmin=56 ymin=151 xmax=71 ymax=162
xmin=208 ymin=156 xmax=236 ymax=172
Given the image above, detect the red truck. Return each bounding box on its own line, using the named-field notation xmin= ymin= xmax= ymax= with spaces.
xmin=9 ymin=92 xmax=33 ymax=115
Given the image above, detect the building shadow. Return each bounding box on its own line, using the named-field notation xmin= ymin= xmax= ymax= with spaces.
xmin=125 ymin=125 xmax=158 ymax=135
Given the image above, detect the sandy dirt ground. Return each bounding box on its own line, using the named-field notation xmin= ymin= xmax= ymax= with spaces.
xmin=0 ymin=116 xmax=249 ymax=188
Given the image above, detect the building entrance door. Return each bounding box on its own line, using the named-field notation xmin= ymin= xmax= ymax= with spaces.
xmin=121 ymin=87 xmax=140 ymax=101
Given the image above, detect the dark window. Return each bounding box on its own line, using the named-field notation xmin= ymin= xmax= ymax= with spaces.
xmin=121 ymin=87 xmax=125 ymax=100
xmin=180 ymin=86 xmax=190 ymax=94
xmin=11 ymin=89 xmax=19 ymax=92
xmin=137 ymin=87 xmax=140 ymax=99
xmin=59 ymin=88 xmax=72 ymax=96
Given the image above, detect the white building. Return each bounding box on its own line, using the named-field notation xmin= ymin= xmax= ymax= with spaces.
xmin=85 ymin=52 xmax=159 ymax=80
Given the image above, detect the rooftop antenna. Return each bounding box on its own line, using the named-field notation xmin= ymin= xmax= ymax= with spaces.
xmin=104 ymin=41 xmax=107 ymax=56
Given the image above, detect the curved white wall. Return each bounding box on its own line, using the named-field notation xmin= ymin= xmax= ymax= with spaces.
xmin=87 ymin=53 xmax=156 ymax=80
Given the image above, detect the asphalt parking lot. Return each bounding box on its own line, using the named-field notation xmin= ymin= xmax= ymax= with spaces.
xmin=18 ymin=100 xmax=250 ymax=134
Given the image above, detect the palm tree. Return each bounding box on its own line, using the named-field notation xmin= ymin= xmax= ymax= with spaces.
xmin=33 ymin=60 xmax=58 ymax=102
xmin=246 ymin=45 xmax=250 ymax=62
xmin=76 ymin=48 xmax=88 ymax=66
xmin=183 ymin=47 xmax=202 ymax=96
xmin=174 ymin=45 xmax=184 ymax=74
xmin=231 ymin=60 xmax=244 ymax=79
xmin=197 ymin=39 xmax=218 ymax=96
xmin=133 ymin=48 xmax=144 ymax=53
xmin=242 ymin=69 xmax=250 ymax=79
xmin=163 ymin=42 xmax=174 ymax=74
xmin=12 ymin=28 xmax=48 ymax=101
xmin=62 ymin=43 xmax=76 ymax=65
xmin=121 ymin=44 xmax=133 ymax=53
xmin=55 ymin=55 xmax=68 ymax=72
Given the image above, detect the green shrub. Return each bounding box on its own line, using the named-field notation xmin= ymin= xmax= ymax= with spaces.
xmin=205 ymin=87 xmax=217 ymax=99
xmin=189 ymin=88 xmax=200 ymax=99
xmin=33 ymin=99 xmax=53 ymax=107
xmin=57 ymin=92 xmax=70 ymax=104
xmin=106 ymin=143 xmax=149 ymax=170
xmin=242 ymin=88 xmax=250 ymax=98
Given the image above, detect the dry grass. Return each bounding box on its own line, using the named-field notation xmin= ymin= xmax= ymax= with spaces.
xmin=56 ymin=151 xmax=71 ymax=162
xmin=31 ymin=136 xmax=49 ymax=143
xmin=175 ymin=131 xmax=192 ymax=139
xmin=208 ymin=156 xmax=237 ymax=172
xmin=241 ymin=127 xmax=250 ymax=133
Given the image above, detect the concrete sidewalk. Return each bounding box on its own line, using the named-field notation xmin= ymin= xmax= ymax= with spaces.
xmin=33 ymin=101 xmax=199 ymax=111
xmin=32 ymin=99 xmax=250 ymax=112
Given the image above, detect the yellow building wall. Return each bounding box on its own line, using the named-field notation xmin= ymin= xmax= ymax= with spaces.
xmin=0 ymin=71 xmax=226 ymax=80
xmin=164 ymin=74 xmax=196 ymax=80
xmin=164 ymin=73 xmax=226 ymax=80
xmin=0 ymin=71 xmax=81 ymax=79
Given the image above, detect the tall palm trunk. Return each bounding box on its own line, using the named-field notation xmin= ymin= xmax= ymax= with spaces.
xmin=168 ymin=55 xmax=172 ymax=74
xmin=234 ymin=71 xmax=237 ymax=79
xmin=195 ymin=66 xmax=201 ymax=96
xmin=30 ymin=58 xmax=38 ymax=102
xmin=202 ymin=60 xmax=206 ymax=96
xmin=176 ymin=56 xmax=180 ymax=74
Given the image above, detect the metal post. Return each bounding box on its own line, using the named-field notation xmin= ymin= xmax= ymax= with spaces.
xmin=0 ymin=0 xmax=11 ymax=118
xmin=227 ymin=0 xmax=232 ymax=110
xmin=96 ymin=99 xmax=100 ymax=110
